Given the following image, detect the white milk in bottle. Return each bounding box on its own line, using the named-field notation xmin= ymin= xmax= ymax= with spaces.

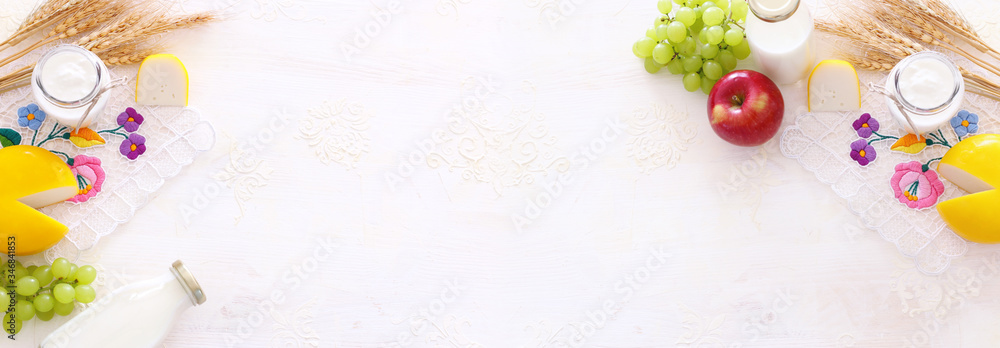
xmin=745 ymin=0 xmax=816 ymax=84
xmin=39 ymin=261 xmax=206 ymax=348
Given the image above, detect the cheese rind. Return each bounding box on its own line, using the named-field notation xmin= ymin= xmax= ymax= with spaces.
xmin=136 ymin=54 xmax=189 ymax=106
xmin=938 ymin=134 xmax=1000 ymax=192
xmin=937 ymin=134 xmax=1000 ymax=244
xmin=808 ymin=60 xmax=861 ymax=112
xmin=938 ymin=190 xmax=1000 ymax=243
xmin=0 ymin=145 xmax=76 ymax=255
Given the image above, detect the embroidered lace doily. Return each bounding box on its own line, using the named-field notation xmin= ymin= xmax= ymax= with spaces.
xmin=0 ymin=61 xmax=214 ymax=260
xmin=780 ymin=70 xmax=998 ymax=274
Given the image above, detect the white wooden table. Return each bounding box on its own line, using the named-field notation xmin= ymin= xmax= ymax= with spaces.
xmin=5 ymin=0 xmax=1000 ymax=346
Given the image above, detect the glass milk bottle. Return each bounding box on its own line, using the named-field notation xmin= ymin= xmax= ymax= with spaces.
xmin=745 ymin=0 xmax=816 ymax=84
xmin=40 ymin=261 xmax=206 ymax=348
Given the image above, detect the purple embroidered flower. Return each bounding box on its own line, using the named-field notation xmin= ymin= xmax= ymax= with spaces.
xmin=17 ymin=103 xmax=46 ymax=130
xmin=116 ymin=107 xmax=144 ymax=133
xmin=119 ymin=133 xmax=146 ymax=160
xmin=850 ymin=139 xmax=876 ymax=166
xmin=950 ymin=110 xmax=978 ymax=137
xmin=852 ymin=113 xmax=879 ymax=138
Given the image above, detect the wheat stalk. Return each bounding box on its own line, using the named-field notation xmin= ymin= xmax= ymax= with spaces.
xmin=909 ymin=0 xmax=1000 ymax=60
xmin=858 ymin=17 xmax=924 ymax=56
xmin=818 ymin=17 xmax=1000 ymax=102
xmin=0 ymin=0 xmax=84 ymax=49
xmin=873 ymin=0 xmax=1000 ymax=78
xmin=0 ymin=6 xmax=215 ymax=93
xmin=820 ymin=0 xmax=1000 ymax=101
xmin=922 ymin=0 xmax=982 ymax=45
xmin=48 ymin=0 xmax=128 ymax=40
xmin=842 ymin=50 xmax=900 ymax=72
xmin=0 ymin=0 xmax=216 ymax=93
xmin=816 ymin=19 xmax=911 ymax=61
xmin=0 ymin=0 xmax=131 ymax=73
xmin=0 ymin=64 xmax=34 ymax=93
xmin=76 ymin=9 xmax=152 ymax=51
xmin=98 ymin=43 xmax=163 ymax=65
xmin=89 ymin=12 xmax=215 ymax=53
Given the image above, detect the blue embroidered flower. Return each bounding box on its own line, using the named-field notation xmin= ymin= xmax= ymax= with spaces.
xmin=950 ymin=110 xmax=979 ymax=137
xmin=17 ymin=103 xmax=46 ymax=130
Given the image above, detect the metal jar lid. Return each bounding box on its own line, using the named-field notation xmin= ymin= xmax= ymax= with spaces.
xmin=171 ymin=260 xmax=207 ymax=306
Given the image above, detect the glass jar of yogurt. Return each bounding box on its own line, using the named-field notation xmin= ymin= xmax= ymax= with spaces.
xmin=745 ymin=0 xmax=816 ymax=84
xmin=885 ymin=51 xmax=965 ymax=134
xmin=31 ymin=44 xmax=111 ymax=129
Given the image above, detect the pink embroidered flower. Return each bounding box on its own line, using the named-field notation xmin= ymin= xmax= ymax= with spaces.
xmin=890 ymin=161 xmax=945 ymax=209
xmin=67 ymin=155 xmax=106 ymax=203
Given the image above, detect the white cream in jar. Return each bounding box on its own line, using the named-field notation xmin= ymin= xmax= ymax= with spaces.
xmin=31 ymin=45 xmax=111 ymax=129
xmin=885 ymin=51 xmax=964 ymax=134
xmin=39 ymin=51 xmax=99 ymax=102
xmin=898 ymin=58 xmax=954 ymax=109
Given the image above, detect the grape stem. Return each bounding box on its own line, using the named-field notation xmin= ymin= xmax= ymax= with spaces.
xmin=725 ymin=9 xmax=746 ymax=31
xmin=729 ymin=20 xmax=745 ymax=31
xmin=22 ymin=278 xmax=79 ymax=300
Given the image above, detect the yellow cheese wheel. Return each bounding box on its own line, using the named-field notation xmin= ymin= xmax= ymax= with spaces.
xmin=936 ymin=134 xmax=1000 ymax=243
xmin=0 ymin=145 xmax=77 ymax=255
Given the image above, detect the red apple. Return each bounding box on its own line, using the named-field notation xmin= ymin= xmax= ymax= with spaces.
xmin=707 ymin=70 xmax=784 ymax=147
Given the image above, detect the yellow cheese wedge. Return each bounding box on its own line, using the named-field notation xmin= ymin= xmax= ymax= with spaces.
xmin=0 ymin=145 xmax=77 ymax=255
xmin=807 ymin=60 xmax=861 ymax=112
xmin=938 ymin=190 xmax=1000 ymax=243
xmin=136 ymin=54 xmax=189 ymax=106
xmin=937 ymin=134 xmax=1000 ymax=243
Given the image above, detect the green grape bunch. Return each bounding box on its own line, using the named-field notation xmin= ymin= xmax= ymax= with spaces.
xmin=633 ymin=0 xmax=753 ymax=94
xmin=2 ymin=257 xmax=99 ymax=335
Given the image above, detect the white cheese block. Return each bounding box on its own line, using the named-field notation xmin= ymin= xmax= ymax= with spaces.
xmin=136 ymin=54 xmax=189 ymax=106
xmin=808 ymin=60 xmax=861 ymax=112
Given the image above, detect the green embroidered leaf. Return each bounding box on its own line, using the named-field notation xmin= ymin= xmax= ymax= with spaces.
xmin=0 ymin=128 xmax=21 ymax=147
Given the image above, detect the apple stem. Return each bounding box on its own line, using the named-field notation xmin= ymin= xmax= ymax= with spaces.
xmin=731 ymin=94 xmax=744 ymax=106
